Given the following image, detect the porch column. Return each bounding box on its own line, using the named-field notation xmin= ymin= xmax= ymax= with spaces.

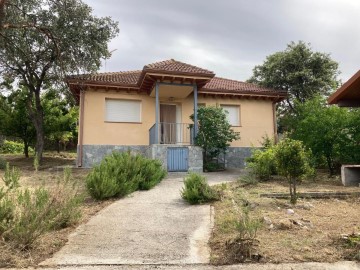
xmin=193 ymin=84 xmax=198 ymax=142
xmin=155 ymin=81 xmax=160 ymax=144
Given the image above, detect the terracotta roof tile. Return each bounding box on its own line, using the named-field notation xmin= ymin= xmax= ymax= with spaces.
xmin=68 ymin=70 xmax=141 ymax=85
xmin=144 ymin=59 xmax=214 ymax=75
xmin=202 ymin=77 xmax=286 ymax=95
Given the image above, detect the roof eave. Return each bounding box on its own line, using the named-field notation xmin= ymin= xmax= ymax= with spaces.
xmin=328 ymin=70 xmax=360 ymax=104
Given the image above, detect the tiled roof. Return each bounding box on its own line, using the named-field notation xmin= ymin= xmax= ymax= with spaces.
xmin=144 ymin=59 xmax=214 ymax=75
xmin=68 ymin=70 xmax=141 ymax=85
xmin=67 ymin=59 xmax=286 ymax=97
xmin=202 ymin=77 xmax=286 ymax=95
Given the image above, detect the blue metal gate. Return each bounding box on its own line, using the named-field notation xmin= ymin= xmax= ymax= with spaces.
xmin=167 ymin=147 xmax=189 ymax=172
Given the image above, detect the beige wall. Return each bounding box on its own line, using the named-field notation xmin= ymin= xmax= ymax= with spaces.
xmin=82 ymin=90 xmax=155 ymax=145
xmin=81 ymin=88 xmax=275 ymax=147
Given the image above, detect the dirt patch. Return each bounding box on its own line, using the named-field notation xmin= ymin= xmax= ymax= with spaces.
xmin=0 ymin=153 xmax=113 ymax=268
xmin=209 ymin=173 xmax=360 ymax=265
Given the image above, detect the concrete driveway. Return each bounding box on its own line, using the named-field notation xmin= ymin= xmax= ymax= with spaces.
xmin=41 ymin=171 xmax=240 ymax=266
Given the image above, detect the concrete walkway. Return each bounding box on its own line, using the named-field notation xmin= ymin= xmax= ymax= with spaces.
xmin=39 ymin=170 xmax=360 ymax=270
xmin=41 ymin=171 xmax=240 ymax=267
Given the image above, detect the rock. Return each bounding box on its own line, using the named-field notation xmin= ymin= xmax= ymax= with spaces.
xmin=277 ymin=219 xmax=293 ymax=230
xmin=269 ymin=224 xmax=274 ymax=230
xmin=263 ymin=216 xmax=272 ymax=225
xmin=286 ymin=209 xmax=295 ymax=215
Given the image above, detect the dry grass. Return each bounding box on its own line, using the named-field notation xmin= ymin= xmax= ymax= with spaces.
xmin=210 ymin=173 xmax=360 ymax=265
xmin=0 ymin=153 xmax=112 ymax=268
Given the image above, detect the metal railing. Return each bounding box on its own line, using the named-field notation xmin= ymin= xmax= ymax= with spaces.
xmin=149 ymin=122 xmax=193 ymax=145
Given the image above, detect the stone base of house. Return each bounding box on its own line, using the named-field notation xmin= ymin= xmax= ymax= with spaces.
xmin=219 ymin=147 xmax=255 ymax=169
xmin=78 ymin=145 xmax=255 ymax=171
xmin=79 ymin=145 xmax=148 ymax=168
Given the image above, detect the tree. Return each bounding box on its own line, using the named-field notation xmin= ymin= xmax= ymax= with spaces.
xmin=287 ymin=96 xmax=360 ymax=175
xmin=0 ymin=0 xmax=119 ymax=161
xmin=274 ymin=138 xmax=314 ymax=204
xmin=248 ymin=41 xmax=340 ymax=114
xmin=42 ymin=89 xmax=78 ymax=152
xmin=0 ymin=89 xmax=36 ymax=157
xmin=192 ymin=106 xmax=240 ymax=171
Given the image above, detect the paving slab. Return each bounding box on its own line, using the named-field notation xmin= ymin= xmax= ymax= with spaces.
xmin=41 ymin=171 xmax=239 ymax=266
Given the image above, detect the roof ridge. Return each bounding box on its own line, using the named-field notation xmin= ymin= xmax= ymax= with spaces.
xmin=94 ymin=70 xmax=142 ymax=75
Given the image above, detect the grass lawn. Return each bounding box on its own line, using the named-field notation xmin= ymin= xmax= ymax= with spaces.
xmin=210 ymin=172 xmax=360 ymax=264
xmin=0 ymin=153 xmax=113 ymax=268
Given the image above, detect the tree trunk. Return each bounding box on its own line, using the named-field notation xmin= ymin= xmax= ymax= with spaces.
xmin=56 ymin=139 xmax=60 ymax=153
xmin=23 ymin=139 xmax=29 ymax=158
xmin=27 ymin=90 xmax=45 ymax=162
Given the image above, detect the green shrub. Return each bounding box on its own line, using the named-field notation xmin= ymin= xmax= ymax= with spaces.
xmin=137 ymin=159 xmax=166 ymax=190
xmin=0 ymin=140 xmax=33 ymax=154
xmin=181 ymin=173 xmax=219 ymax=204
xmin=247 ymin=148 xmax=276 ymax=180
xmin=86 ymin=151 xmax=166 ymax=200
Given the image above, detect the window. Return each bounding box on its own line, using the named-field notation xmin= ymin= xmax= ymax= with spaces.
xmin=221 ymin=105 xmax=240 ymax=126
xmin=105 ymin=99 xmax=141 ymax=123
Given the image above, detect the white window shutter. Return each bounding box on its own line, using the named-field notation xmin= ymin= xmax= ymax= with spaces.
xmin=105 ymin=99 xmax=141 ymax=122
xmin=221 ymin=105 xmax=240 ymax=126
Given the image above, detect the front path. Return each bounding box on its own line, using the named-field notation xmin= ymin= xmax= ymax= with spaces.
xmin=41 ymin=171 xmax=240 ymax=266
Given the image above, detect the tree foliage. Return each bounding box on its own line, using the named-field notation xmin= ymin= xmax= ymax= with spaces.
xmin=286 ymin=96 xmax=360 ymax=175
xmin=0 ymin=89 xmax=36 ymax=157
xmin=0 ymin=0 xmax=119 ymax=160
xmin=192 ymin=106 xmax=240 ymax=171
xmin=248 ymin=41 xmax=340 ymax=114
xmin=274 ymin=138 xmax=314 ymax=204
xmin=42 ymin=89 xmax=78 ymax=152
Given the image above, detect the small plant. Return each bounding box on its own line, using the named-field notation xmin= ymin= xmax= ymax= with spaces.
xmin=238 ymin=173 xmax=258 ymax=186
xmin=1 ymin=163 xmax=20 ymax=192
xmin=0 ymin=167 xmax=82 ymax=250
xmin=181 ymin=173 xmax=219 ymax=204
xmin=86 ymin=151 xmax=166 ymax=200
xmin=33 ymin=154 xmax=39 ymax=172
xmin=274 ymin=138 xmax=314 ymax=204
xmin=226 ymin=207 xmax=262 ymax=262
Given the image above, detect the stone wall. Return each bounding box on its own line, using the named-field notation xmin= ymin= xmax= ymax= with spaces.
xmin=79 ymin=144 xmax=254 ymax=171
xmin=80 ymin=145 xmax=148 ymax=168
xmin=218 ymin=147 xmax=256 ymax=169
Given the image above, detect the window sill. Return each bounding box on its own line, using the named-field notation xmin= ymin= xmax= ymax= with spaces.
xmin=104 ymin=121 xmax=142 ymax=124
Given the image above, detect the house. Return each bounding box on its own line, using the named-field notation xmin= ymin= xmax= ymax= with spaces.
xmin=68 ymin=59 xmax=287 ymax=172
xmin=328 ymin=70 xmax=360 ymax=106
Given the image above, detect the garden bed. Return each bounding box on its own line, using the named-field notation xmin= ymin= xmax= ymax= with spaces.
xmin=209 ymin=173 xmax=360 ymax=265
xmin=0 ymin=153 xmax=113 ymax=268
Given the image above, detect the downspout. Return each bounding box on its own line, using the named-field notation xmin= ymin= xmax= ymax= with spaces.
xmin=193 ymin=84 xmax=198 ymax=142
xmin=155 ymin=81 xmax=159 ymax=144
xmin=78 ymin=89 xmax=85 ymax=167
xmin=272 ymin=101 xmax=278 ymax=143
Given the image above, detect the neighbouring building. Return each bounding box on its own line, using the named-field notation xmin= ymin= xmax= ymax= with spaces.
xmin=68 ymin=59 xmax=287 ymax=172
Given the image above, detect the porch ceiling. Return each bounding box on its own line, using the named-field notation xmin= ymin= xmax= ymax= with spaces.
xmin=149 ymin=84 xmax=194 ymax=99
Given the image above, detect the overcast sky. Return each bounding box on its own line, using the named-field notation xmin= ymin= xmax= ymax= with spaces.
xmin=83 ymin=0 xmax=360 ymax=83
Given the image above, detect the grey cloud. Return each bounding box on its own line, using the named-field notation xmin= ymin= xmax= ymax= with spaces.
xmin=84 ymin=0 xmax=360 ymax=82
